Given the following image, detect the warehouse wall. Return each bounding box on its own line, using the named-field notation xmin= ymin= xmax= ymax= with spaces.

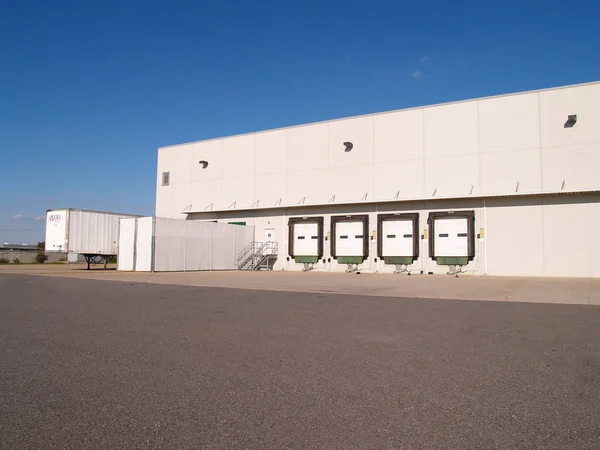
xmin=157 ymin=82 xmax=600 ymax=218
xmin=188 ymin=192 xmax=600 ymax=277
xmin=484 ymin=197 xmax=545 ymax=276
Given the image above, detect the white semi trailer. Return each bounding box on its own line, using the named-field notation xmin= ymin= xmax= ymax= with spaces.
xmin=45 ymin=208 xmax=141 ymax=269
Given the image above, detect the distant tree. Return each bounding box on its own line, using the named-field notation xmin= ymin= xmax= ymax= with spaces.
xmin=38 ymin=241 xmax=45 ymax=249
xmin=35 ymin=252 xmax=48 ymax=264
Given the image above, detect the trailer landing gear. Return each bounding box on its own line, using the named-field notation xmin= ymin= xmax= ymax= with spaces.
xmin=82 ymin=254 xmax=111 ymax=270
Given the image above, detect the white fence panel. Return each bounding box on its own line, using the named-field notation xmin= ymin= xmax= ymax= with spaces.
xmin=124 ymin=217 xmax=254 ymax=272
xmin=135 ymin=217 xmax=153 ymax=272
xmin=154 ymin=217 xmax=187 ymax=272
xmin=211 ymin=222 xmax=235 ymax=269
xmin=117 ymin=218 xmax=136 ymax=271
xmin=234 ymin=225 xmax=255 ymax=262
xmin=184 ymin=221 xmax=213 ymax=271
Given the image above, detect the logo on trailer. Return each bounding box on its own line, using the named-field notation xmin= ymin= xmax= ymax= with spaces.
xmin=49 ymin=214 xmax=63 ymax=222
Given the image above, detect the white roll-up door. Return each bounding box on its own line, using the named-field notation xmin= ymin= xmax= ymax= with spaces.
xmin=336 ymin=221 xmax=364 ymax=257
xmin=382 ymin=220 xmax=414 ymax=257
xmin=294 ymin=222 xmax=319 ymax=256
xmin=434 ymin=218 xmax=468 ymax=257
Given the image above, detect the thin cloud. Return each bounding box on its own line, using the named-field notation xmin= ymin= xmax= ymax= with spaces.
xmin=40 ymin=197 xmax=55 ymax=203
xmin=35 ymin=216 xmax=45 ymax=222
xmin=12 ymin=214 xmax=27 ymax=221
xmin=411 ymin=69 xmax=422 ymax=79
xmin=420 ymin=55 xmax=429 ymax=62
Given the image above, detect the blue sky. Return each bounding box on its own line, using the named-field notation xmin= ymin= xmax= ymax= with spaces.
xmin=1 ymin=0 xmax=599 ymax=244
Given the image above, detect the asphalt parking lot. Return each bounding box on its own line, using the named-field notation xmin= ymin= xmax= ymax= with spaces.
xmin=1 ymin=274 xmax=600 ymax=449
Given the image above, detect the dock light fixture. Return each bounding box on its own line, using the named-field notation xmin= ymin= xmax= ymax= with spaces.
xmin=343 ymin=141 xmax=353 ymax=152
xmin=199 ymin=160 xmax=209 ymax=168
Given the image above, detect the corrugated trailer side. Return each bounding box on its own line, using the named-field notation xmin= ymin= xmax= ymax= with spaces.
xmin=45 ymin=208 xmax=142 ymax=269
xmin=67 ymin=210 xmax=123 ymax=255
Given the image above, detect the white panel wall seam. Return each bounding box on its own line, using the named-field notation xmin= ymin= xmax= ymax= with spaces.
xmin=215 ymin=174 xmax=265 ymax=181
xmin=252 ymin=133 xmax=257 ymax=209
xmin=219 ymin=139 xmax=224 ymax=207
xmin=285 ymin=167 xmax=330 ymax=174
xmin=284 ymin=128 xmax=289 ymax=207
xmin=476 ymin=101 xmax=483 ymax=197
xmin=326 ymin=121 xmax=331 ymax=203
xmin=541 ymin=196 xmax=546 ymax=276
xmin=422 ymin=108 xmax=426 ymax=199
xmin=187 ymin=143 xmax=192 ymax=186
xmin=478 ymin=146 xmax=548 ymax=156
xmin=483 ymin=199 xmax=487 ymax=274
xmin=537 ymin=141 xmax=600 ymax=150
xmin=423 ymin=152 xmax=484 ymax=161
xmin=258 ymin=163 xmax=412 ymax=175
xmin=371 ymin=115 xmax=375 ymax=203
xmin=537 ymin=92 xmax=544 ymax=192
xmin=374 ymin=156 xmax=427 ymax=162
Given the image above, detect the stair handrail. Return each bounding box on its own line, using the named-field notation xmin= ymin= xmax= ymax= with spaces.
xmin=235 ymin=241 xmax=263 ymax=266
xmin=235 ymin=244 xmax=253 ymax=267
xmin=262 ymin=241 xmax=278 ymax=255
xmin=251 ymin=242 xmax=279 ymax=270
xmin=235 ymin=241 xmax=256 ymax=263
xmin=236 ymin=241 xmax=279 ymax=270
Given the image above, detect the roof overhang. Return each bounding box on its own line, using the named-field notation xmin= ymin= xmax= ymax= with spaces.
xmin=181 ymin=188 xmax=600 ymax=215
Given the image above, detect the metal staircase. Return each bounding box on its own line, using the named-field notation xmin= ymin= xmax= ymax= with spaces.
xmin=236 ymin=241 xmax=278 ymax=271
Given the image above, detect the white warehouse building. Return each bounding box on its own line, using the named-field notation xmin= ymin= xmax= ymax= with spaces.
xmin=155 ymin=81 xmax=600 ymax=277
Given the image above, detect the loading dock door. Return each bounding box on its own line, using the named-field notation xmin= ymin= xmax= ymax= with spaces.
xmin=336 ymin=221 xmax=364 ymax=257
xmin=382 ymin=220 xmax=414 ymax=257
xmin=293 ymin=222 xmax=319 ymax=256
xmin=434 ymin=218 xmax=468 ymax=257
